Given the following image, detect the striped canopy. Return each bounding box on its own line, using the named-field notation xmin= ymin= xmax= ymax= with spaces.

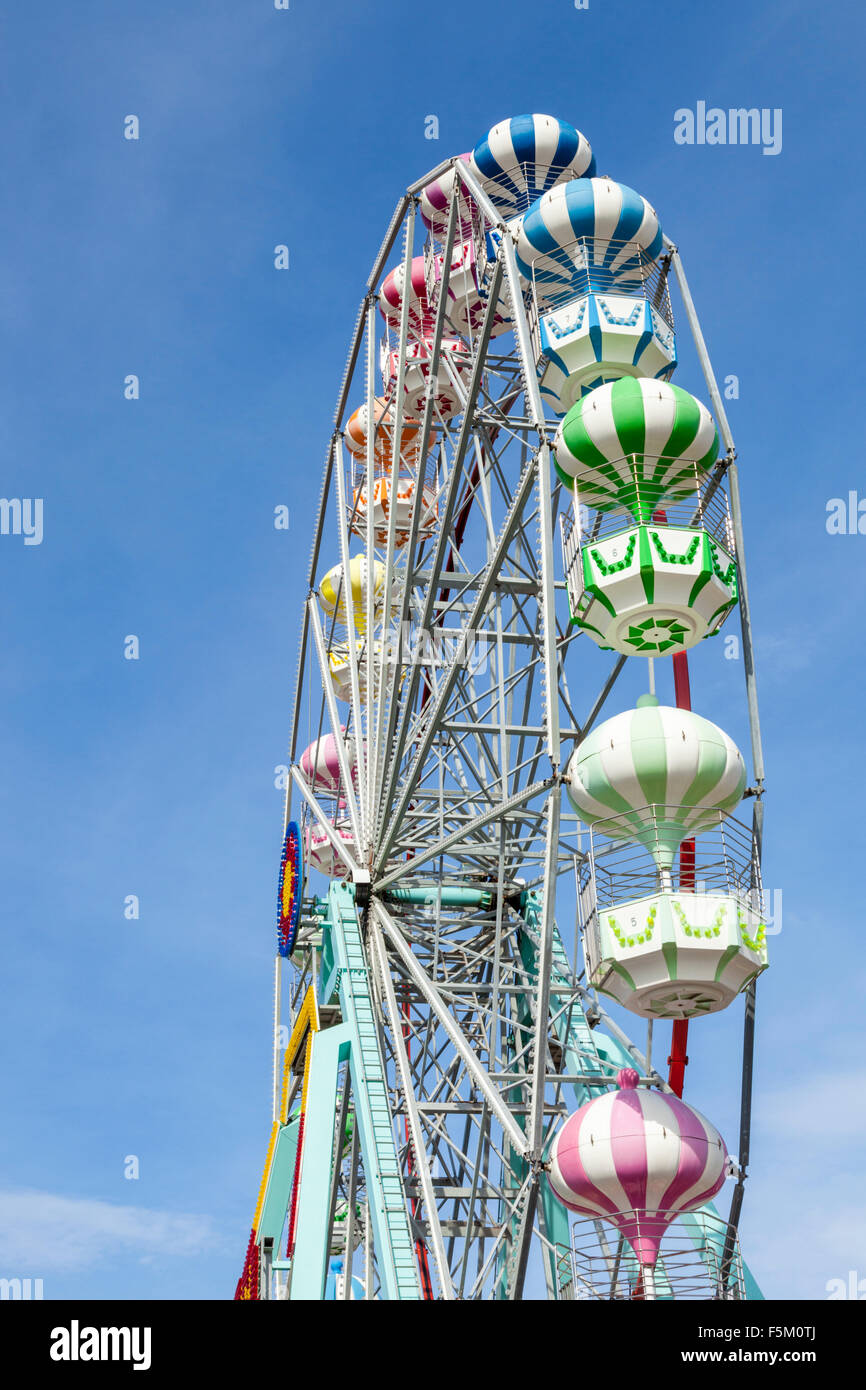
xmin=516 ymin=178 xmax=663 ymax=296
xmin=553 ymin=378 xmax=719 ymax=521
xmin=419 ymin=154 xmax=473 ymax=237
xmin=344 ymin=398 xmax=428 ymax=468
xmin=470 ymin=114 xmax=595 ymax=219
xmin=548 ymin=1069 xmax=727 ymax=1266
xmin=318 ymin=554 xmax=387 ymax=633
xmin=564 ymin=697 xmax=746 ymax=869
xmin=298 ymin=730 xmax=357 ymax=796
xmin=379 ymin=256 xmax=434 ymax=332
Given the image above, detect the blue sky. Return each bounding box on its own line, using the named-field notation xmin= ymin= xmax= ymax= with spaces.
xmin=0 ymin=0 xmax=863 ymax=1300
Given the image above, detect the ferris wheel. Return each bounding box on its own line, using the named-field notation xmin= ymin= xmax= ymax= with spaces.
xmin=235 ymin=113 xmax=769 ymax=1302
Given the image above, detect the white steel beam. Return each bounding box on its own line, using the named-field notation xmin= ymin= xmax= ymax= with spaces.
xmin=368 ymin=916 xmax=454 ymax=1299
xmin=374 ymin=901 xmax=528 ymax=1156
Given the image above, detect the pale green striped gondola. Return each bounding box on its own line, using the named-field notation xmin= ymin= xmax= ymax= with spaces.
xmin=565 ymin=695 xmax=746 ymax=869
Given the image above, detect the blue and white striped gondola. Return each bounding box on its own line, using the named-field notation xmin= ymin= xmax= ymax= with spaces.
xmin=516 ymin=177 xmax=663 ymax=297
xmin=469 ymin=113 xmax=595 ymax=221
xmin=536 ymin=288 xmax=677 ymax=414
xmin=516 ymin=176 xmax=673 ymax=412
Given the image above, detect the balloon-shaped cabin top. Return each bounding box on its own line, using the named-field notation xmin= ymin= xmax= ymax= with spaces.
xmin=564 ymin=694 xmax=746 ymax=871
xmin=516 ymin=177 xmax=663 ymax=299
xmin=298 ymin=729 xmax=357 ymax=796
xmin=379 ymin=256 xmax=435 ymax=333
xmin=318 ymin=554 xmax=390 ymax=633
xmin=345 ymin=398 xmax=429 ymax=469
xmin=553 ymin=377 xmax=719 ymax=522
xmin=470 ymin=113 xmax=595 ymax=219
xmin=419 ymin=154 xmax=473 ymax=237
xmin=548 ymin=1068 xmax=728 ymax=1268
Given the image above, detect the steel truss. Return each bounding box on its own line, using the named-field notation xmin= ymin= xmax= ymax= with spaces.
xmin=262 ymin=154 xmax=766 ymax=1301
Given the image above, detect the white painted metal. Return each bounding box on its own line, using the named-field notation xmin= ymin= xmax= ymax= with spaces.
xmin=275 ymin=155 xmax=766 ymax=1300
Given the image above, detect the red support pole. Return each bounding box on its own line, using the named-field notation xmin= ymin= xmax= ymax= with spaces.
xmin=672 ymin=650 xmax=691 ymax=710
xmin=667 ymin=1021 xmax=690 ymax=1098
xmin=667 ymin=650 xmax=693 ymax=1097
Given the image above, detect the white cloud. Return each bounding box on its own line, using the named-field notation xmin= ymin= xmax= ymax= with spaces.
xmin=756 ymin=1068 xmax=866 ymax=1145
xmin=737 ymin=1068 xmax=866 ymax=1297
xmin=0 ymin=1189 xmax=222 ymax=1273
xmin=744 ymin=1169 xmax=866 ymax=1299
xmin=752 ymin=629 xmax=817 ymax=680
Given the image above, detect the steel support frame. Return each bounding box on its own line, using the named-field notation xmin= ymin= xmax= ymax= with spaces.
xmin=665 ymin=238 xmax=766 ymax=1258
xmin=274 ymin=161 xmax=768 ymax=1300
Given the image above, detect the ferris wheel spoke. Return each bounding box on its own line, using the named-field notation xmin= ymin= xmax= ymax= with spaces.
xmin=375 ymin=456 xmax=539 ymax=873
xmin=395 ymin=758 xmax=549 ymax=855
xmin=331 ymin=438 xmax=369 ymax=847
xmin=453 ymin=158 xmax=503 ymax=231
xmin=437 ymin=730 xmax=499 ymax=806
xmin=367 ymin=917 xmax=455 ymax=1298
xmin=376 ymin=452 xmax=475 ymax=822
xmin=466 ymin=1177 xmax=535 ymax=1303
xmin=439 ymin=350 xmax=469 ymax=417
xmin=380 ymin=539 xmax=530 ymax=830
xmin=376 ymin=778 xmax=551 ymax=892
xmin=375 ymin=902 xmax=529 ymax=1155
xmin=289 ymin=766 xmax=361 ymax=879
xmin=371 ymin=211 xmax=417 ymax=825
xmin=500 ymin=237 xmax=546 ymax=427
xmin=386 ymin=783 xmax=534 ymax=865
xmin=306 ymin=598 xmax=363 ymax=850
xmin=425 ymin=266 xmax=506 ymax=583
xmin=578 ymin=653 xmax=628 ymax=739
xmin=361 ymin=300 xmax=380 ymax=849
xmin=527 ymin=792 xmax=562 ymax=1155
xmin=398 ymin=1050 xmax=516 ymax=1180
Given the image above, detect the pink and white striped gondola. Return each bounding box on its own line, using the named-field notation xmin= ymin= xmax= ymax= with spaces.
xmin=298 ymin=729 xmax=357 ymax=796
xmin=548 ymin=1068 xmax=728 ymax=1284
xmin=418 ymin=154 xmax=474 ymax=238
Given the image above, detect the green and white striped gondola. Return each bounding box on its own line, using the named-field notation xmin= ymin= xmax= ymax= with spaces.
xmin=565 ymin=695 xmax=746 ymax=870
xmin=553 ymin=377 xmax=718 ymax=521
xmin=554 ymin=378 xmax=737 ymax=655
